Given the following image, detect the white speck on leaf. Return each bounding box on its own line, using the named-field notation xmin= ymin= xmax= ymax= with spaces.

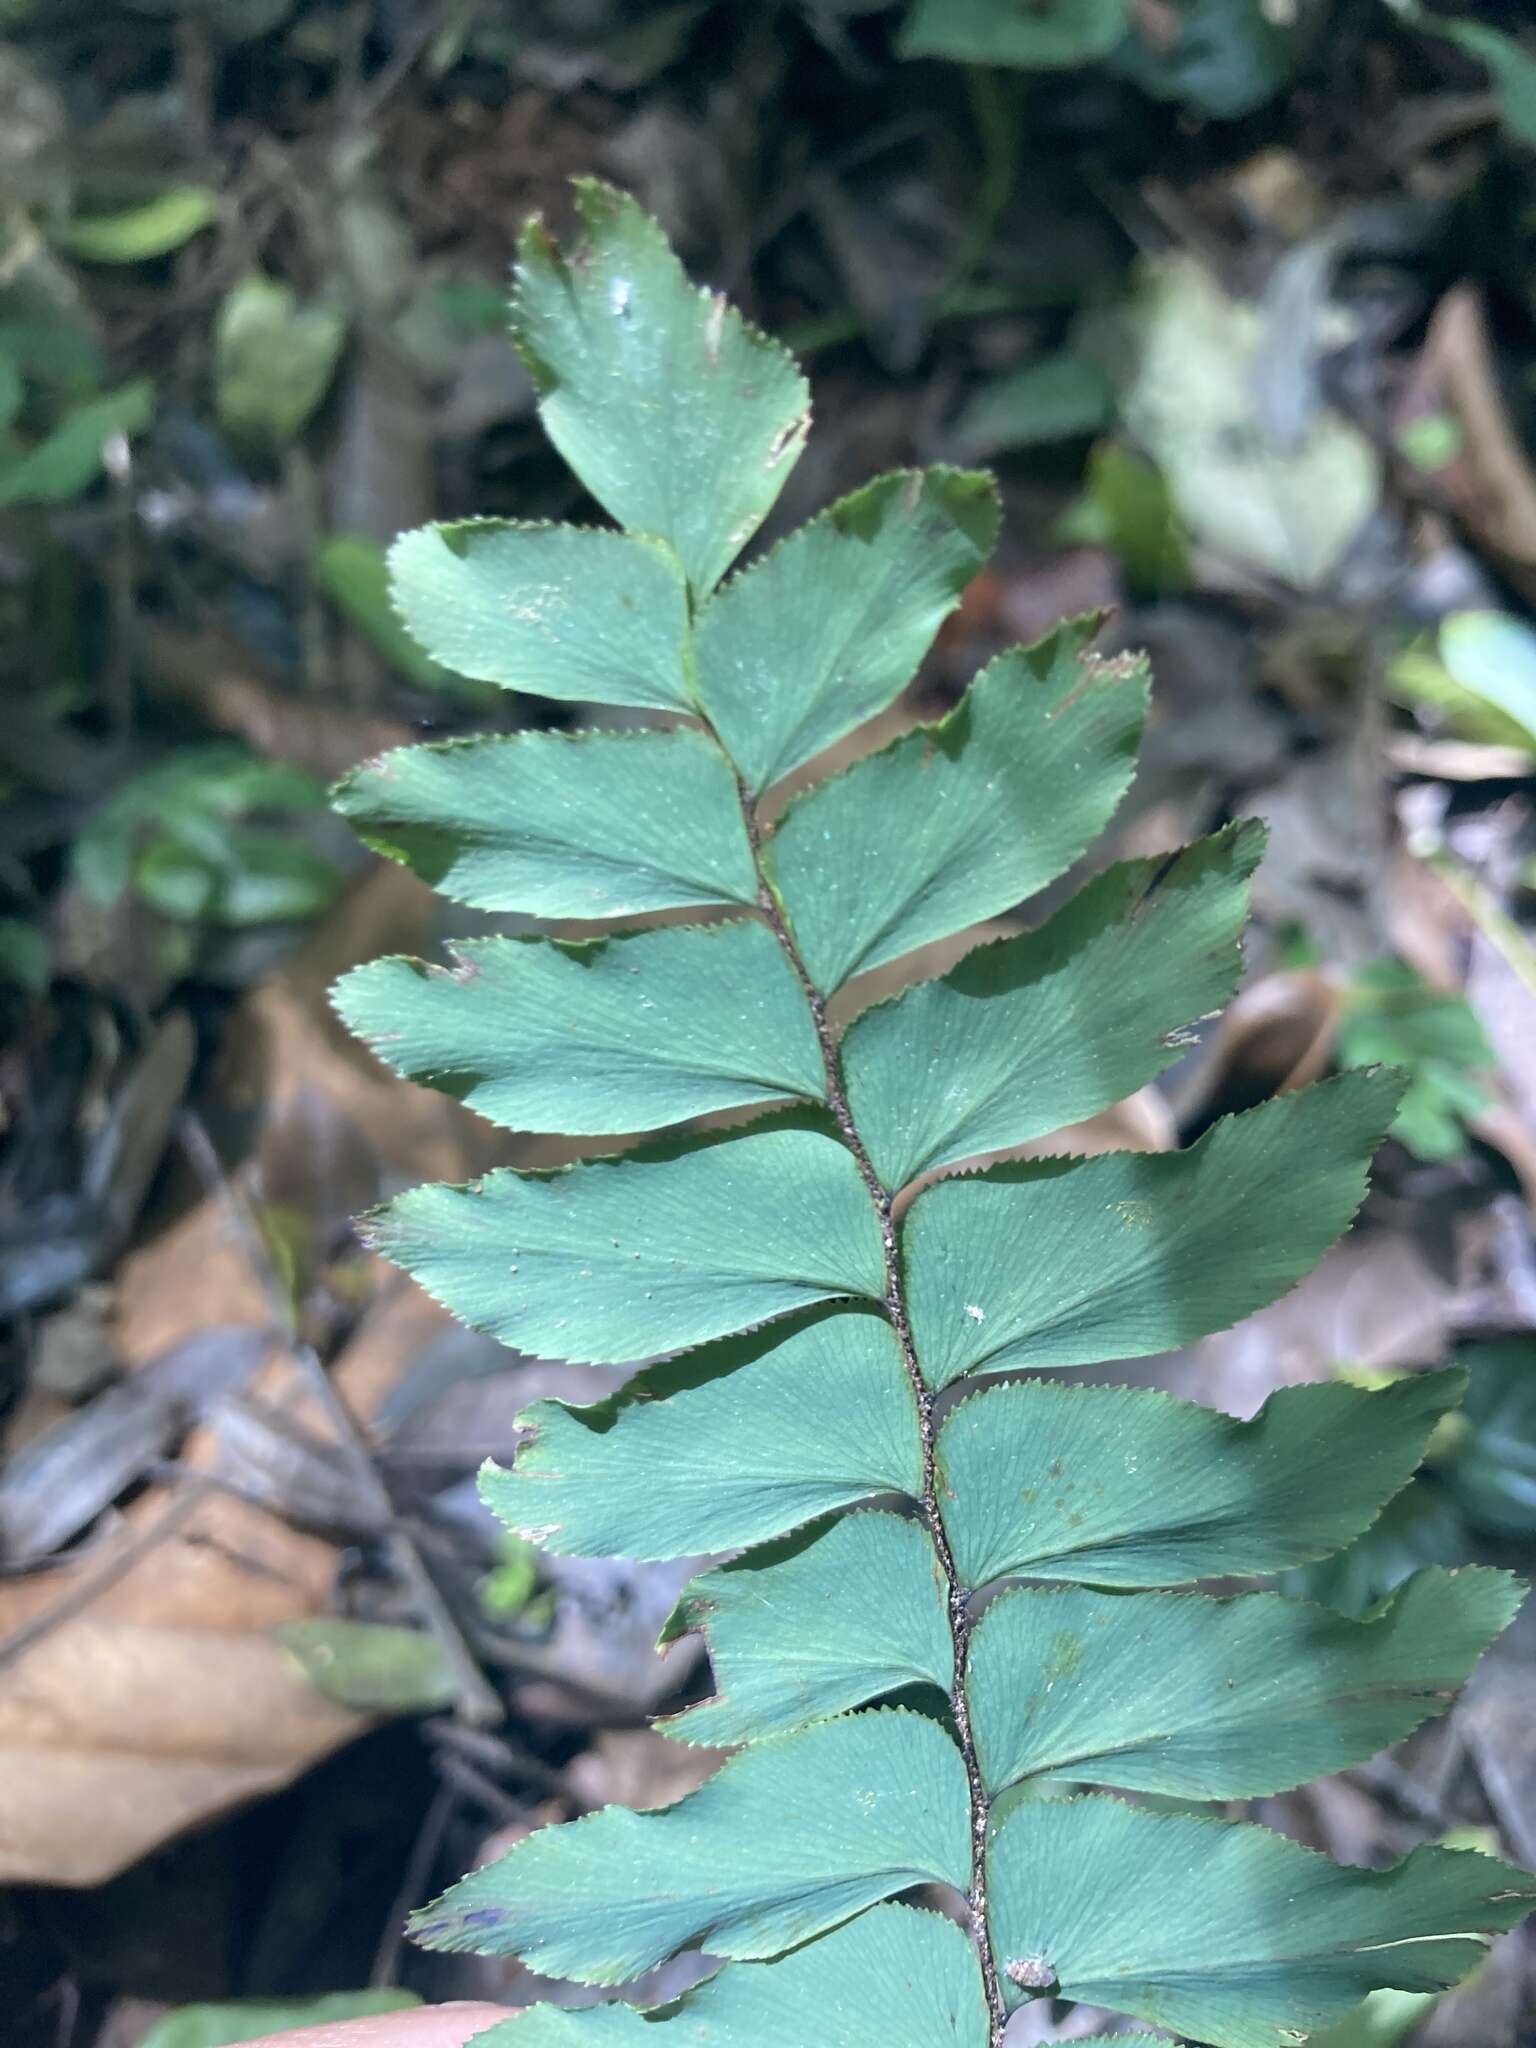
xmin=965 ymin=1304 xmax=985 ymax=1323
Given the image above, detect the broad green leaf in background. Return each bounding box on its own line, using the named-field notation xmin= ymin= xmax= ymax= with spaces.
xmin=411 ymin=1710 xmax=968 ymax=1975
xmin=1112 ymin=0 xmax=1295 ymax=118
xmin=769 ymin=619 xmax=1147 ymax=992
xmin=389 ymin=521 xmax=693 ymax=709
xmin=512 ymin=180 xmax=809 ymax=596
xmin=333 ymin=729 xmax=759 ymax=918
xmin=313 ymin=535 xmax=454 ymax=692
xmin=693 ymin=467 xmax=999 ymax=791
xmin=899 ymin=0 xmax=1130 ymax=68
xmin=214 ymin=271 xmax=345 ymax=450
xmin=1339 ymin=958 xmax=1493 ymax=1162
xmin=1306 ymin=1988 xmax=1441 ymax=2048
xmin=1447 ymin=1338 xmax=1536 ymax=1538
xmin=482 ymin=1907 xmax=990 ymax=2047
xmin=987 ymin=1797 xmax=1536 ymax=2040
xmin=843 ymin=824 xmax=1261 ymax=1189
xmin=1058 ymin=439 xmax=1190 ymax=597
xmin=662 ymin=1511 xmax=952 ymax=1745
xmin=54 ymin=186 xmax=219 ymax=262
xmin=134 ymin=827 xmax=338 ymax=927
xmin=1392 ymin=2 xmax=1536 ymax=148
xmin=0 ymin=348 xmax=22 ymax=430
xmin=138 ymin=1991 xmax=420 ymax=2048
xmin=0 ymin=916 xmax=49 ymax=992
xmin=938 ymin=1369 xmax=1462 ymax=1589
xmin=70 ymin=743 xmax=335 ymax=928
xmin=1285 ymin=1479 xmax=1475 ymax=1620
xmin=334 ymin=920 xmax=824 ymax=1136
xmin=1385 ymin=609 xmax=1536 ymax=754
xmin=276 ymin=1617 xmax=458 ymax=1714
xmin=484 ymin=1313 xmax=921 ymax=1558
xmin=73 ymin=747 xmax=326 ymax=904
xmin=968 ymin=1569 xmax=1520 ymax=1799
xmin=949 ymin=350 xmax=1113 ymax=459
xmin=904 ymin=1072 xmax=1401 ymax=1386
xmin=0 ymin=311 xmax=105 ymax=395
xmin=368 ymin=1125 xmax=886 ymax=1363
xmin=1103 ymin=254 xmax=1380 ymax=588
xmin=0 ymin=379 xmax=151 ymax=507
xmin=1439 ymin=20 xmax=1536 ymax=146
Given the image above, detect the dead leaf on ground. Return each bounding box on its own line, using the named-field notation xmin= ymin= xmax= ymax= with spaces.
xmin=147 ymin=625 xmax=414 ymax=783
xmin=1186 ymin=1230 xmax=1456 ymax=1416
xmin=0 ymin=865 xmax=499 ymax=1885
xmin=1407 ymin=284 xmax=1536 ymax=603
xmin=1171 ymin=966 xmax=1344 ymax=1127
xmin=564 ymin=1727 xmax=724 ymax=1815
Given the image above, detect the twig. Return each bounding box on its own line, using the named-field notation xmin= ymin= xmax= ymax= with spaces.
xmin=372 ymin=1778 xmax=457 ymax=1986
xmin=0 ymin=1483 xmax=209 ymax=1673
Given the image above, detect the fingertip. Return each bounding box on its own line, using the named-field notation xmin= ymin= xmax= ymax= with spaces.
xmin=237 ymin=2001 xmax=518 ymax=2048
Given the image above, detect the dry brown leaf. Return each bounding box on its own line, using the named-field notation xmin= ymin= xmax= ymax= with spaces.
xmin=147 ymin=625 xmax=413 ymax=782
xmin=0 ymin=1466 xmax=364 ymax=1884
xmin=0 ymin=867 xmax=499 ymax=1885
xmin=0 ymin=1619 xmax=363 ymax=1887
xmin=1171 ymin=966 xmax=1344 ymax=1126
xmin=564 ymin=1728 xmax=725 ymax=1815
xmin=1410 ymin=285 xmax=1536 ymax=600
xmin=1187 ymin=1230 xmax=1455 ymax=1416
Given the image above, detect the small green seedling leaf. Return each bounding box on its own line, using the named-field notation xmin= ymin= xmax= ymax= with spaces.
xmin=899 ymin=0 xmax=1130 ymax=69
xmin=276 ymin=1618 xmax=459 ymax=1714
xmin=54 ymin=187 xmax=219 ymax=263
xmin=215 ymin=272 xmax=345 ymax=450
xmin=0 ymin=381 xmax=152 ymax=507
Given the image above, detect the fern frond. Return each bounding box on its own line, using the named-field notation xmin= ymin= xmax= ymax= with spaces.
xmin=334 ymin=182 xmax=1534 ymax=2048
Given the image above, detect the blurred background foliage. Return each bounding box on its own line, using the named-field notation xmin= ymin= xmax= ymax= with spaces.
xmin=3 ymin=4 xmax=1536 ymax=2046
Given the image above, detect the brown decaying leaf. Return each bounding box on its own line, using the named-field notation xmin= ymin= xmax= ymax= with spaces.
xmin=1170 ymin=966 xmax=1344 ymax=1128
xmin=148 ymin=624 xmax=414 ymax=783
xmin=1409 ymin=285 xmax=1536 ymax=602
xmin=0 ymin=867 xmax=491 ymax=1886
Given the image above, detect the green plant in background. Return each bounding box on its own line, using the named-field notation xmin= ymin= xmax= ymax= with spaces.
xmin=330 ymin=185 xmax=1534 ymax=2048
xmin=72 ymin=744 xmax=340 ymax=934
xmin=1290 ymin=1340 xmax=1536 ymax=1618
xmin=899 ymin=0 xmax=1536 ymax=145
xmin=1339 ymin=959 xmax=1494 ymax=1163
xmin=1386 ymin=610 xmax=1536 ymax=757
xmin=0 ymin=293 xmax=151 ymax=509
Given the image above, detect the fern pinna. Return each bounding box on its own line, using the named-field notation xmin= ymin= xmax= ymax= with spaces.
xmin=332 ymin=182 xmax=1534 ymax=2048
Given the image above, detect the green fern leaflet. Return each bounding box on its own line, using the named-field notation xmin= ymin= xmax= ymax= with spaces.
xmin=332 ymin=181 xmax=1534 ymax=2048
